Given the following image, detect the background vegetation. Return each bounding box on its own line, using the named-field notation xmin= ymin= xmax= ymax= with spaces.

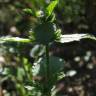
xmin=0 ymin=0 xmax=96 ymax=96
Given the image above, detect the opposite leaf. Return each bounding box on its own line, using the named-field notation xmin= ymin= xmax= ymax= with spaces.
xmin=56 ymin=34 xmax=96 ymax=43
xmin=0 ymin=36 xmax=31 ymax=43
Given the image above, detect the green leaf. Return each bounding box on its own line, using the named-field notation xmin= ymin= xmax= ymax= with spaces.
xmin=35 ymin=10 xmax=44 ymax=17
xmin=46 ymin=0 xmax=58 ymax=17
xmin=17 ymin=68 xmax=25 ymax=81
xmin=32 ymin=56 xmax=64 ymax=78
xmin=33 ymin=22 xmax=56 ymax=44
xmin=0 ymin=36 xmax=31 ymax=43
xmin=23 ymin=8 xmax=33 ymax=15
xmin=30 ymin=44 xmax=45 ymax=58
xmin=56 ymin=34 xmax=96 ymax=43
xmin=32 ymin=56 xmax=64 ymax=89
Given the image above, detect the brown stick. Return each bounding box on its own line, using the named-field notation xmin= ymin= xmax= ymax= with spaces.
xmin=0 ymin=86 xmax=3 ymax=96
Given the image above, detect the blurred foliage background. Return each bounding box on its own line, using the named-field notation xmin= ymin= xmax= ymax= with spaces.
xmin=0 ymin=0 xmax=96 ymax=96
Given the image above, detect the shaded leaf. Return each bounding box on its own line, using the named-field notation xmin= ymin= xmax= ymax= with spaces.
xmin=32 ymin=56 xmax=64 ymax=78
xmin=33 ymin=22 xmax=56 ymax=44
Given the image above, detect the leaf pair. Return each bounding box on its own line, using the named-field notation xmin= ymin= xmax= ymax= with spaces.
xmin=23 ymin=0 xmax=58 ymax=18
xmin=0 ymin=34 xmax=96 ymax=44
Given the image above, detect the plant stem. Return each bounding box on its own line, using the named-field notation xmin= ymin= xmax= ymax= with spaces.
xmin=45 ymin=44 xmax=51 ymax=96
xmin=45 ymin=44 xmax=50 ymax=81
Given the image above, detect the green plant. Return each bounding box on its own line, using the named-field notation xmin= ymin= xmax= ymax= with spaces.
xmin=0 ymin=0 xmax=96 ymax=96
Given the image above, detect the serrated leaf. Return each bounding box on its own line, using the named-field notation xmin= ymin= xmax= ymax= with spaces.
xmin=56 ymin=34 xmax=96 ymax=43
xmin=32 ymin=56 xmax=64 ymax=77
xmin=32 ymin=56 xmax=64 ymax=88
xmin=46 ymin=0 xmax=58 ymax=17
xmin=0 ymin=36 xmax=31 ymax=43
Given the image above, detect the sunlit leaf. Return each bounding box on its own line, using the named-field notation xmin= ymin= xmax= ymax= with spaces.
xmin=36 ymin=10 xmax=44 ymax=17
xmin=0 ymin=36 xmax=31 ymax=43
xmin=23 ymin=8 xmax=33 ymax=15
xmin=46 ymin=0 xmax=58 ymax=17
xmin=30 ymin=44 xmax=45 ymax=58
xmin=56 ymin=34 xmax=96 ymax=43
xmin=25 ymin=86 xmax=35 ymax=91
xmin=66 ymin=70 xmax=77 ymax=77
